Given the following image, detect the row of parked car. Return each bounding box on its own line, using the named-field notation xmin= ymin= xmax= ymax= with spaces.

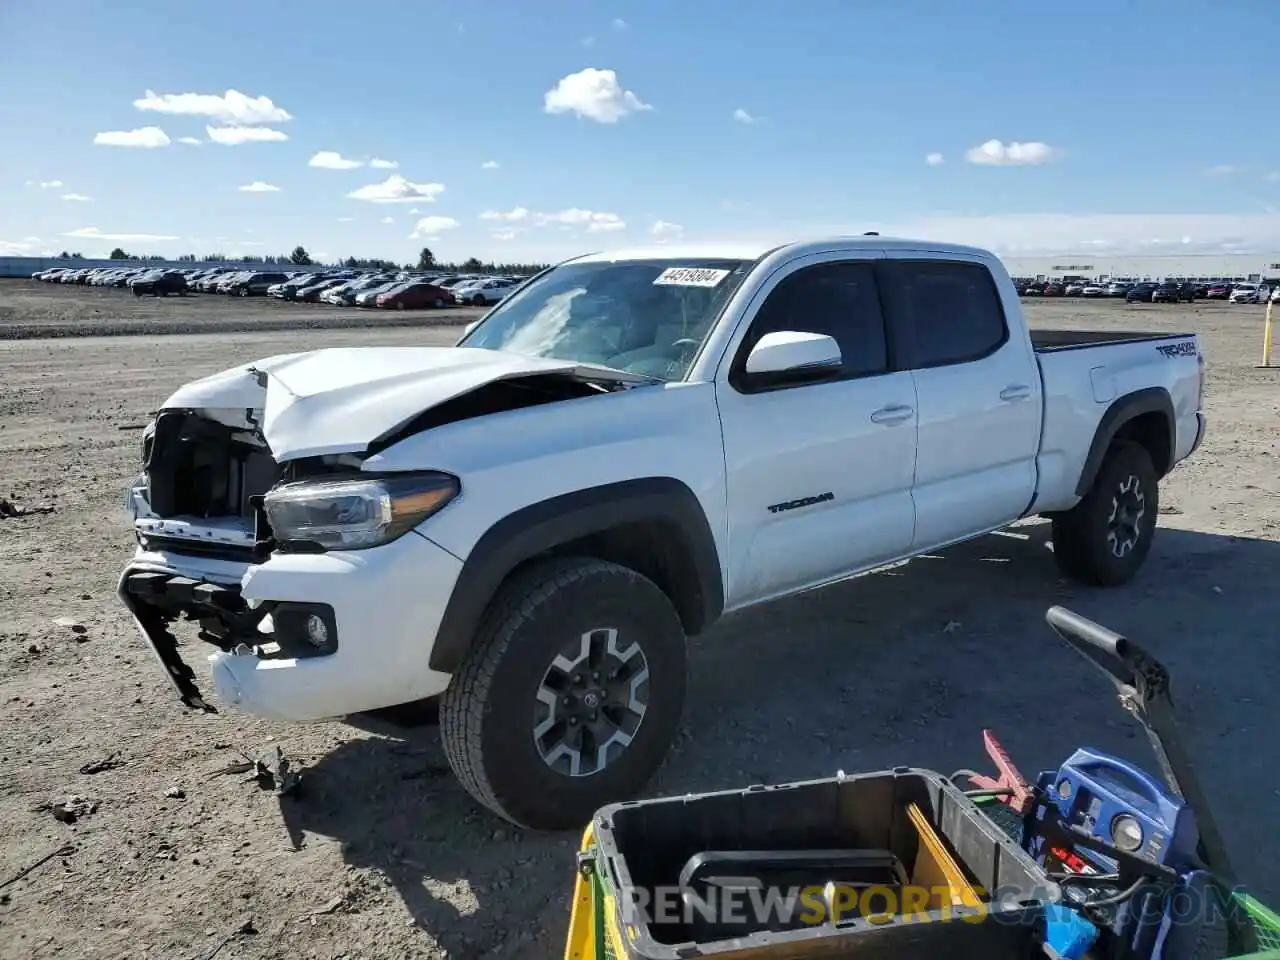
xmin=28 ymin=265 xmax=531 ymax=309
xmin=1015 ymin=277 xmax=1279 ymax=304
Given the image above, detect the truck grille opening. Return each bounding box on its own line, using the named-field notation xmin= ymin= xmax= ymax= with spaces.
xmin=144 ymin=410 xmax=280 ymax=539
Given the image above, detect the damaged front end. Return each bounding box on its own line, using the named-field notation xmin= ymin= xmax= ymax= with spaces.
xmin=121 ymin=404 xmax=289 ymax=712
xmin=119 ymin=346 xmax=632 ymax=718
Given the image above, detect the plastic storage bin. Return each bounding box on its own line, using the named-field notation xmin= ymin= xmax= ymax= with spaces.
xmin=588 ymin=767 xmax=1062 ymax=960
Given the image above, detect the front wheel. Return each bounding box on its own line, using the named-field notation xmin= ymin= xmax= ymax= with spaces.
xmin=440 ymin=557 xmax=688 ymax=830
xmin=1051 ymin=440 xmax=1159 ymax=586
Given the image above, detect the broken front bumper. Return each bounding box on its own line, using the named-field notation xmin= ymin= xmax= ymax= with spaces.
xmin=118 ymin=532 xmax=464 ymax=722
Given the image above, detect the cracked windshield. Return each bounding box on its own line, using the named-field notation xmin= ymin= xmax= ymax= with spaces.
xmin=461 ymin=259 xmax=754 ymax=379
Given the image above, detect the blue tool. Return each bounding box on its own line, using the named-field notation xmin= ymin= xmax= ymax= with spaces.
xmin=1028 ymin=608 xmax=1259 ymax=958
xmin=1028 ymin=747 xmax=1200 ymax=874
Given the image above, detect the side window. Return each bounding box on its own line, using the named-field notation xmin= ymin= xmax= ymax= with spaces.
xmin=735 ymin=261 xmax=889 ymax=384
xmin=894 ymin=260 xmax=1008 ymax=368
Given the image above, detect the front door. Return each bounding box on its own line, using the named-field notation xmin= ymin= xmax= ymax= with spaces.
xmin=715 ymin=256 xmax=919 ymax=607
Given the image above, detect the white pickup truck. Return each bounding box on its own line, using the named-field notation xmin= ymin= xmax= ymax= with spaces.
xmin=119 ymin=236 xmax=1206 ymax=829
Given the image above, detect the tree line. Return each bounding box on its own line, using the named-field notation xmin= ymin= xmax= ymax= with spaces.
xmin=54 ymin=245 xmax=551 ymax=276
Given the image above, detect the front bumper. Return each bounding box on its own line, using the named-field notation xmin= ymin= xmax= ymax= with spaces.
xmin=118 ymin=530 xmax=464 ymax=722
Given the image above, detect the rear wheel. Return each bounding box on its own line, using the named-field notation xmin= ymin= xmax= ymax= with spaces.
xmin=1052 ymin=441 xmax=1159 ymax=586
xmin=440 ymin=557 xmax=688 ymax=830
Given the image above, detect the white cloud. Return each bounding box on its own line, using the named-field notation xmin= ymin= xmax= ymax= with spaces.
xmin=491 ymin=229 xmax=520 ymax=241
xmin=481 ymin=160 xmax=500 ymax=170
xmin=544 ymin=68 xmax=651 ymax=123
xmin=765 ymin=212 xmax=1280 ymax=257
xmin=732 ymin=108 xmax=756 ymax=124
xmin=1268 ymin=171 xmax=1280 ymax=183
xmin=38 ymin=180 xmax=63 ymax=188
xmin=177 ymin=136 xmax=202 ymax=145
xmin=238 ymin=181 xmax=281 ymax=192
xmin=347 ymin=174 xmax=444 ymax=203
xmin=0 ymin=237 xmax=45 ymax=255
xmin=206 ymin=125 xmax=289 ymax=145
xmin=925 ymin=152 xmax=945 ymax=166
xmin=410 ymin=216 xmax=460 ymax=239
xmin=309 ymin=150 xmax=363 ymax=170
xmin=369 ymin=157 xmax=398 ymax=169
xmin=965 ymin=139 xmax=1057 ymax=166
xmin=650 ymin=220 xmax=684 ymax=241
xmin=1208 ymin=164 xmax=1240 ymax=176
xmin=133 ymin=89 xmax=292 ymax=125
xmin=61 ymin=193 xmax=93 ymax=202
xmin=336 ymin=217 xmax=355 ymax=222
xmin=481 ymin=206 xmax=530 ymax=222
xmin=409 ymin=208 xmax=422 ymax=214
xmin=538 ymin=208 xmax=625 ymax=232
xmin=380 ymin=216 xmax=395 ymax=224
xmin=94 ymin=127 xmax=171 ymax=148
xmin=612 ymin=17 xmax=628 ymax=29
xmin=61 ymin=227 xmax=180 ymax=242
xmin=582 ymin=36 xmax=596 ymax=47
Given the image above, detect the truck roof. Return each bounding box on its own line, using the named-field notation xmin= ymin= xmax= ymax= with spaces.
xmin=570 ymin=236 xmax=997 ymax=264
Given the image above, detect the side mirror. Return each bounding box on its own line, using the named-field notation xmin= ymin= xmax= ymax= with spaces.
xmin=744 ymin=331 xmax=842 ymax=379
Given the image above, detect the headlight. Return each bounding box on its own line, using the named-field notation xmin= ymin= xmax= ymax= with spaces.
xmin=263 ymin=472 xmax=460 ymax=551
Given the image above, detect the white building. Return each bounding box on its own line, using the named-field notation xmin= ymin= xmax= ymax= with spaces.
xmin=1000 ymin=253 xmax=1280 ymax=282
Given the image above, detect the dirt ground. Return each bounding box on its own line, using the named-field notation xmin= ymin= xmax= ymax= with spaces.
xmin=1 ymin=280 xmax=1278 ymax=959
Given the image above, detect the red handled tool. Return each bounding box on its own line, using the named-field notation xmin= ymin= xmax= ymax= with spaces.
xmin=968 ymin=729 xmax=1032 ymax=814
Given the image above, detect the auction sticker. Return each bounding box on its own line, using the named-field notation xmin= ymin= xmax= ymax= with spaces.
xmin=653 ymin=266 xmax=731 ymax=287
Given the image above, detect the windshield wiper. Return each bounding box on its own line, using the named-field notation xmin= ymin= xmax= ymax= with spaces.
xmin=569 ymin=362 xmax=665 ymax=385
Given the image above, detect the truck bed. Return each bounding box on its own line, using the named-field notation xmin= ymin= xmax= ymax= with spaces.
xmin=1031 ymin=329 xmax=1193 ymax=352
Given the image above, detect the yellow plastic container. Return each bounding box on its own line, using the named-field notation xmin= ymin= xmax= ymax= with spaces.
xmin=905 ymin=801 xmax=985 ymax=913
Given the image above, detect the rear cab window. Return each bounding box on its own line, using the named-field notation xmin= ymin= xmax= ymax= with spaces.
xmin=885 ymin=259 xmax=1009 ymax=368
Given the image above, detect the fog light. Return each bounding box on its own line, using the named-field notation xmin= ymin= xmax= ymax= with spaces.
xmin=305 ymin=614 xmax=329 ymax=648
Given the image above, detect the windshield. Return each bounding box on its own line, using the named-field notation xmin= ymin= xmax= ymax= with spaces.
xmin=459 ymin=258 xmax=755 ymax=380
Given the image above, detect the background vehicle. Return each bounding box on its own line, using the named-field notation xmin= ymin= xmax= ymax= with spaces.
xmin=223 ymin=271 xmax=291 ymax=296
xmin=375 ymin=281 xmax=456 ymax=309
xmin=129 ymin=269 xmax=189 ymax=297
xmin=121 ymin=237 xmax=1205 ymax=831
xmin=1230 ymin=282 xmax=1270 ymax=304
xmin=1127 ymin=282 xmax=1157 ymax=303
xmin=452 ymin=277 xmax=515 ymax=306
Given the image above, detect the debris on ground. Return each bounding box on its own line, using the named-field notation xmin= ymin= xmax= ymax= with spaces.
xmin=0 ymin=842 xmax=75 ymax=891
xmin=79 ymin=753 xmax=125 ymax=775
xmin=51 ymin=616 xmax=88 ymax=636
xmin=0 ymin=498 xmax=56 ymax=519
xmin=47 ymin=796 xmax=98 ymax=824
xmin=206 ymin=745 xmax=302 ymax=795
xmin=164 ymin=786 xmax=186 ymax=799
xmin=116 ymin=423 xmax=148 ymax=432
xmin=192 ymin=916 xmax=257 ymax=960
xmin=252 ymin=745 xmax=301 ymax=796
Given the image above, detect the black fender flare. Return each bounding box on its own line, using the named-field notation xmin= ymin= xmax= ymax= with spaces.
xmin=1074 ymin=387 xmax=1174 ymax=497
xmin=428 ymin=477 xmax=724 ymax=673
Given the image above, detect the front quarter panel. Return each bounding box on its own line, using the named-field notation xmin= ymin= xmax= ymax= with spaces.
xmin=360 ymin=381 xmax=729 ymax=579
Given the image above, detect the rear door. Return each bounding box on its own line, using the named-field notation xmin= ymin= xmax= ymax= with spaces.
xmin=882 ymin=255 xmax=1042 ymax=549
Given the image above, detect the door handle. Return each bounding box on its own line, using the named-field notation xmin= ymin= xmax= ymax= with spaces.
xmin=999 ymin=384 xmax=1032 ymax=402
xmin=870 ymin=404 xmax=914 ymax=425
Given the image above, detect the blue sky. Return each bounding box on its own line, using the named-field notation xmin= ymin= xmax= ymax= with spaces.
xmin=3 ymin=0 xmax=1279 ymax=264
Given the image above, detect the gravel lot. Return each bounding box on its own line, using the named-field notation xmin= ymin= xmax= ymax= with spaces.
xmin=1 ymin=281 xmax=1278 ymax=959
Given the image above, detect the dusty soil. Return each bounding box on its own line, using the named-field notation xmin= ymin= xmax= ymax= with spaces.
xmin=1 ymin=282 xmax=1278 ymax=959
xmin=0 ymin=279 xmax=484 ymax=340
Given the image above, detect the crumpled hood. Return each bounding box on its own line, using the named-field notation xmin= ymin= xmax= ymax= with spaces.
xmin=160 ymin=347 xmax=583 ymax=460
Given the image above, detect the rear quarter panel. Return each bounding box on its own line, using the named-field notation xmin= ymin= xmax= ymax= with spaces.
xmin=1031 ymin=335 xmax=1201 ymax=513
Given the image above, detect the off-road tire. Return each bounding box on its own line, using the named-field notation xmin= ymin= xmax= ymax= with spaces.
xmin=439 ymin=556 xmax=688 ymax=830
xmin=1052 ymin=440 xmax=1159 ymax=586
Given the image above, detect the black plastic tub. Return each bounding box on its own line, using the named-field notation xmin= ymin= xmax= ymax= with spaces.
xmin=589 ymin=766 xmax=1062 ymax=959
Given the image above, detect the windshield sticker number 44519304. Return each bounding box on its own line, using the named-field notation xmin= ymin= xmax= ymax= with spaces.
xmin=653 ymin=267 xmax=731 ymax=287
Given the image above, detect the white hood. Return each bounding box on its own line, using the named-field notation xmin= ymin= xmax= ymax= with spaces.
xmin=160 ymin=347 xmax=588 ymax=460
